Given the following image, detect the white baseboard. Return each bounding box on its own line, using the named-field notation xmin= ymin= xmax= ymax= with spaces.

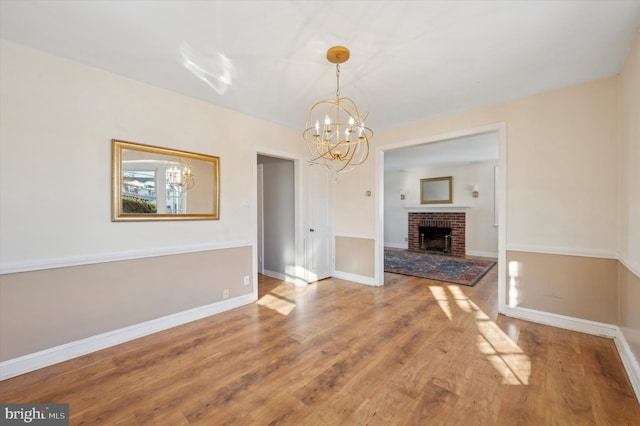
xmin=384 ymin=243 xmax=408 ymax=249
xmin=262 ymin=269 xmax=286 ymax=281
xmin=263 ymin=269 xmax=308 ymax=286
xmin=504 ymin=305 xmax=640 ymax=403
xmin=0 ymin=293 xmax=256 ymax=381
xmin=503 ymin=306 xmax=617 ymax=337
xmin=614 ymin=328 xmax=640 ymax=403
xmin=466 ymin=250 xmax=498 ymax=258
xmin=332 ymin=270 xmax=380 ymax=287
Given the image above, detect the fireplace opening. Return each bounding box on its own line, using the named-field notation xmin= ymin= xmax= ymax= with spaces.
xmin=416 ymin=218 xmax=452 ymax=254
xmin=409 ymin=213 xmax=465 ymax=256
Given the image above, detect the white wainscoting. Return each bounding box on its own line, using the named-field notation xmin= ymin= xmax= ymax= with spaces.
xmin=1 ymin=240 xmax=254 ymax=275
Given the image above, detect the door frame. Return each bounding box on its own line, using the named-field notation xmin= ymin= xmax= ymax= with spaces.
xmin=374 ymin=122 xmax=508 ymax=314
xmin=257 ymin=163 xmax=264 ymax=276
xmin=253 ymin=147 xmax=307 ymax=294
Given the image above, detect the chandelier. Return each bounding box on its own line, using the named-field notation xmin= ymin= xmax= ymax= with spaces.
xmin=166 ymin=158 xmax=194 ymax=192
xmin=303 ymin=46 xmax=373 ymax=173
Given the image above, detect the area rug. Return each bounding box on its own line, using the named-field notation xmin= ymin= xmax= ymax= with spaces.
xmin=384 ymin=248 xmax=495 ymax=286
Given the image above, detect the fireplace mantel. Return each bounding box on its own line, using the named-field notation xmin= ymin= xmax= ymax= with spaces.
xmin=403 ymin=205 xmax=471 ymax=213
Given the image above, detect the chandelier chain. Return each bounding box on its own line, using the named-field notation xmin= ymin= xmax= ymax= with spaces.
xmin=336 ymin=64 xmax=340 ymax=99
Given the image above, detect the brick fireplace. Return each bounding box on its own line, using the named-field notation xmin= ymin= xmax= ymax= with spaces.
xmin=408 ymin=212 xmax=466 ymax=256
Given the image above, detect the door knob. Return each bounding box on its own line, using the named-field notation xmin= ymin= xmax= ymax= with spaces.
xmin=309 ymin=228 xmax=315 ymax=232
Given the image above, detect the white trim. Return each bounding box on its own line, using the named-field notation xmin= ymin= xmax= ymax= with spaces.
xmin=384 ymin=242 xmax=408 ymax=250
xmin=503 ymin=305 xmax=617 ymax=337
xmin=334 ymin=232 xmax=375 ymax=240
xmin=263 ymin=269 xmax=287 ymax=281
xmin=375 ymin=122 xmax=508 ymax=305
xmin=380 ymin=123 xmax=506 ymax=152
xmin=619 ymin=255 xmax=640 ymax=279
xmin=466 ymin=250 xmax=498 ymax=258
xmin=403 ymin=205 xmax=471 ymax=212
xmin=254 ymin=147 xmax=307 ymax=300
xmin=506 ymin=244 xmax=618 ymax=259
xmin=614 ymin=328 xmax=640 ymax=402
xmin=332 ymin=270 xmax=380 ymax=287
xmin=0 ymin=240 xmax=253 ymax=275
xmin=262 ymin=269 xmax=307 ymax=286
xmin=496 ymin=122 xmax=507 ymax=314
xmin=504 ymin=305 xmax=640 ymax=404
xmin=0 ymin=293 xmax=256 ymax=381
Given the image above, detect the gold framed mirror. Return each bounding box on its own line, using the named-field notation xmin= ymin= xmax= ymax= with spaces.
xmin=420 ymin=176 xmax=453 ymax=204
xmin=112 ymin=139 xmax=220 ymax=221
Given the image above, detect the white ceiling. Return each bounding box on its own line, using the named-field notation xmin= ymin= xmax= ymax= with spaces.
xmin=384 ymin=132 xmax=499 ymax=171
xmin=2 ymin=0 xmax=639 ymax=134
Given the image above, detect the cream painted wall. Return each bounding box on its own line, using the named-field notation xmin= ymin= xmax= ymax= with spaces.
xmin=0 ymin=41 xmax=306 ymax=362
xmin=337 ymin=77 xmax=620 ymax=254
xmin=620 ymin=29 xmax=640 ymax=273
xmin=0 ymin=40 xmax=304 ymax=268
xmin=334 ymin=157 xmax=376 ymax=238
xmin=619 ymin=29 xmax=640 ymax=365
xmin=384 ymin=161 xmax=498 ymax=256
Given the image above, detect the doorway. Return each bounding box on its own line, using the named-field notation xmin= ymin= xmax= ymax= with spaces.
xmin=257 ymin=155 xmax=295 ymax=282
xmin=375 ymin=123 xmax=508 ymax=313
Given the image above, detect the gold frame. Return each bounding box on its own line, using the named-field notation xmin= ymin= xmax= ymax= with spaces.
xmin=420 ymin=176 xmax=453 ymax=204
xmin=112 ymin=139 xmax=220 ymax=221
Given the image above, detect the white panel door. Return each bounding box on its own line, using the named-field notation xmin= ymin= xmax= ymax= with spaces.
xmin=257 ymin=164 xmax=264 ymax=275
xmin=305 ymin=162 xmax=333 ymax=282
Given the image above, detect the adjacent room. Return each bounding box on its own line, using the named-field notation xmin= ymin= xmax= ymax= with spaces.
xmin=1 ymin=1 xmax=639 ymax=424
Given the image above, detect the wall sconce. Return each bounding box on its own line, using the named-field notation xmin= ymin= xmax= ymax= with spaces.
xmin=472 ymin=185 xmax=479 ymax=198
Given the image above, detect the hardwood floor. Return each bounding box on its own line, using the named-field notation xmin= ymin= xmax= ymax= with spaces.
xmin=1 ymin=267 xmax=639 ymax=425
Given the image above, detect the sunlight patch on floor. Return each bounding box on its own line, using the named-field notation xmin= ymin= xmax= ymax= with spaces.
xmin=257 ymin=293 xmax=296 ymax=316
xmin=429 ymin=286 xmax=453 ymax=320
xmin=447 ymin=285 xmax=473 ymax=313
xmin=476 ymin=320 xmax=530 ymax=385
xmin=425 ymin=285 xmax=531 ymax=385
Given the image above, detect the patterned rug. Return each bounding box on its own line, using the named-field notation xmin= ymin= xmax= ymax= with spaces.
xmin=384 ymin=248 xmax=496 ymax=286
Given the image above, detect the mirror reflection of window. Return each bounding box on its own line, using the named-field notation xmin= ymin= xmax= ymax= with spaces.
xmin=166 ymin=164 xmax=188 ymax=214
xmin=122 ymin=170 xmax=157 ymax=213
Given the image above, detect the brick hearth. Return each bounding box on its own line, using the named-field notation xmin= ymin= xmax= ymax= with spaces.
xmin=408 ymin=212 xmax=466 ymax=256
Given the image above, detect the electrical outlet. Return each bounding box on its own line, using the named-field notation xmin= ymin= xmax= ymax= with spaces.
xmin=243 ymin=275 xmax=250 ymax=286
xmin=223 ymin=288 xmax=229 ymax=299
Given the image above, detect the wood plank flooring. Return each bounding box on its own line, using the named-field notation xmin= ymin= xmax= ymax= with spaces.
xmin=1 ymin=266 xmax=639 ymax=425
